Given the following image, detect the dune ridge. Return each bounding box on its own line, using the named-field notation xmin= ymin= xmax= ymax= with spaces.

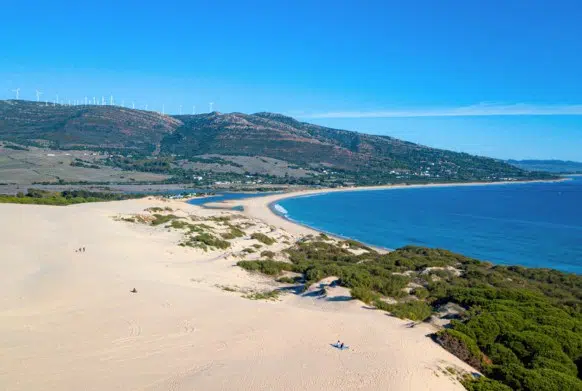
xmin=0 ymin=196 xmax=474 ymax=390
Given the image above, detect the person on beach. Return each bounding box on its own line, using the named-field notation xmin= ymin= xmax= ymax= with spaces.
xmin=340 ymin=342 xmax=344 ymax=349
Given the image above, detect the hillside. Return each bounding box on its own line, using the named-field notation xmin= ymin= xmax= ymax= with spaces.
xmin=508 ymin=159 xmax=582 ymax=174
xmin=0 ymin=100 xmax=180 ymax=153
xmin=0 ymin=100 xmax=554 ymax=186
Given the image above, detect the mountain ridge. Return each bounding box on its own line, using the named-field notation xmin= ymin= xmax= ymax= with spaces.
xmin=508 ymin=159 xmax=582 ymax=174
xmin=0 ymin=100 xmax=554 ymax=185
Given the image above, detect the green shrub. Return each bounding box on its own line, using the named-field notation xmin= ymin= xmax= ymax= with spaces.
xmin=243 ymin=290 xmax=280 ymax=301
xmin=181 ymin=233 xmax=230 ymax=250
xmin=260 ymin=250 xmax=276 ymax=259
xmin=195 ymin=233 xmax=229 ymax=249
xmin=435 ymin=329 xmax=486 ymax=371
xmin=340 ymin=268 xmax=372 ymax=289
xmin=412 ymin=287 xmax=429 ymax=299
xmin=0 ymin=188 xmax=140 ymax=205
xmin=151 ymin=214 xmax=178 ymax=226
xmin=536 ymin=325 xmax=582 ymax=360
xmin=427 ymin=281 xmax=449 ymax=298
xmin=221 ymin=225 xmax=245 ymax=239
xmin=371 ymin=274 xmax=409 ymax=296
xmin=489 ymin=364 xmax=582 ymax=391
xmin=461 ymin=376 xmax=513 ymax=391
xmin=251 ymin=232 xmax=276 ymax=245
xmin=499 ymin=331 xmax=565 ymax=364
xmin=169 ymin=220 xmax=206 ymax=233
xmin=210 ymin=215 xmax=231 ymax=223
xmin=488 ymin=343 xmax=522 ymax=367
xmin=488 ymin=311 xmax=526 ymax=333
xmin=350 ymin=287 xmax=379 ymax=304
xmin=276 ymin=276 xmax=297 ymax=284
xmin=145 ymin=206 xmax=164 ymax=212
xmin=530 ymin=356 xmax=578 ymax=378
xmin=385 ymin=301 xmax=433 ymax=321
xmin=237 ymin=260 xmax=292 ymax=276
xmin=466 ymin=313 xmax=501 ymax=348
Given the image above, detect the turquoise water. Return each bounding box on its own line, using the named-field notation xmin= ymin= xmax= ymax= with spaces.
xmin=275 ymin=177 xmax=582 ymax=274
xmin=187 ymin=191 xmax=280 ymax=206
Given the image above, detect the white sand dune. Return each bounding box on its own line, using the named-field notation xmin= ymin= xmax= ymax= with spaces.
xmin=0 ymin=197 xmax=474 ymax=391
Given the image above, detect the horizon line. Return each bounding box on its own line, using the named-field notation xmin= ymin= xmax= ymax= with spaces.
xmin=298 ymin=103 xmax=582 ymax=119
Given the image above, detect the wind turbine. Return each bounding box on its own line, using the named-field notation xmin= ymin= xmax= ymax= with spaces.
xmin=132 ymin=102 xmax=135 ymax=109
xmin=110 ymin=95 xmax=114 ymax=106
xmin=84 ymin=97 xmax=88 ymax=105
xmin=209 ymin=102 xmax=214 ymax=112
xmin=35 ymin=90 xmax=43 ymax=102
xmin=145 ymin=104 xmax=148 ymax=110
xmin=11 ymin=88 xmax=20 ymax=100
xmin=101 ymin=96 xmax=105 ymax=105
xmin=93 ymin=97 xmax=96 ymax=105
xmin=192 ymin=105 xmax=196 ymax=115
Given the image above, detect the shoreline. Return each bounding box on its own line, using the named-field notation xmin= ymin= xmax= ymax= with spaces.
xmin=267 ymin=201 xmax=393 ymax=252
xmin=216 ymin=178 xmax=568 ymax=242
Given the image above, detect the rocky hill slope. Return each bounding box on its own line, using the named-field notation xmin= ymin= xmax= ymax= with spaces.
xmin=0 ymin=100 xmax=553 ymax=184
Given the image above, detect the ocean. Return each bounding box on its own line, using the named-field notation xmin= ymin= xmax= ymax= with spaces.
xmin=186 ymin=191 xmax=280 ymax=206
xmin=274 ymin=177 xmax=582 ymax=274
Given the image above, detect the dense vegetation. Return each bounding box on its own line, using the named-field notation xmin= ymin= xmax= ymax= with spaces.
xmin=0 ymin=100 xmax=178 ymax=152
xmin=161 ymin=112 xmax=553 ymax=185
xmin=237 ymin=241 xmax=582 ymax=391
xmin=0 ymin=100 xmax=555 ymax=187
xmin=0 ymin=188 xmax=140 ymax=205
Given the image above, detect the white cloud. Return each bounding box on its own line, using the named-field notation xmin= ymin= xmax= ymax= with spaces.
xmin=300 ymin=103 xmax=582 ymax=119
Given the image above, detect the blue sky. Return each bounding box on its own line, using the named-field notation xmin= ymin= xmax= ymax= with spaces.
xmin=2 ymin=0 xmax=582 ymax=160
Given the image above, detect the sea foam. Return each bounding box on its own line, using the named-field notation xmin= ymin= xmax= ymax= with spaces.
xmin=273 ymin=204 xmax=288 ymax=216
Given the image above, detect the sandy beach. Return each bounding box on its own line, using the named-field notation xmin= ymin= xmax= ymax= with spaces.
xmin=0 ymin=196 xmax=476 ymax=391
xmin=216 ymin=178 xmax=569 ymax=239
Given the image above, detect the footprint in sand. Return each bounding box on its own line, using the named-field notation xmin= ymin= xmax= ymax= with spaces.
xmin=113 ymin=319 xmax=142 ymax=344
xmin=181 ymin=319 xmax=198 ymax=334
xmin=216 ymin=341 xmax=228 ymax=352
xmin=127 ymin=320 xmax=142 ymax=337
